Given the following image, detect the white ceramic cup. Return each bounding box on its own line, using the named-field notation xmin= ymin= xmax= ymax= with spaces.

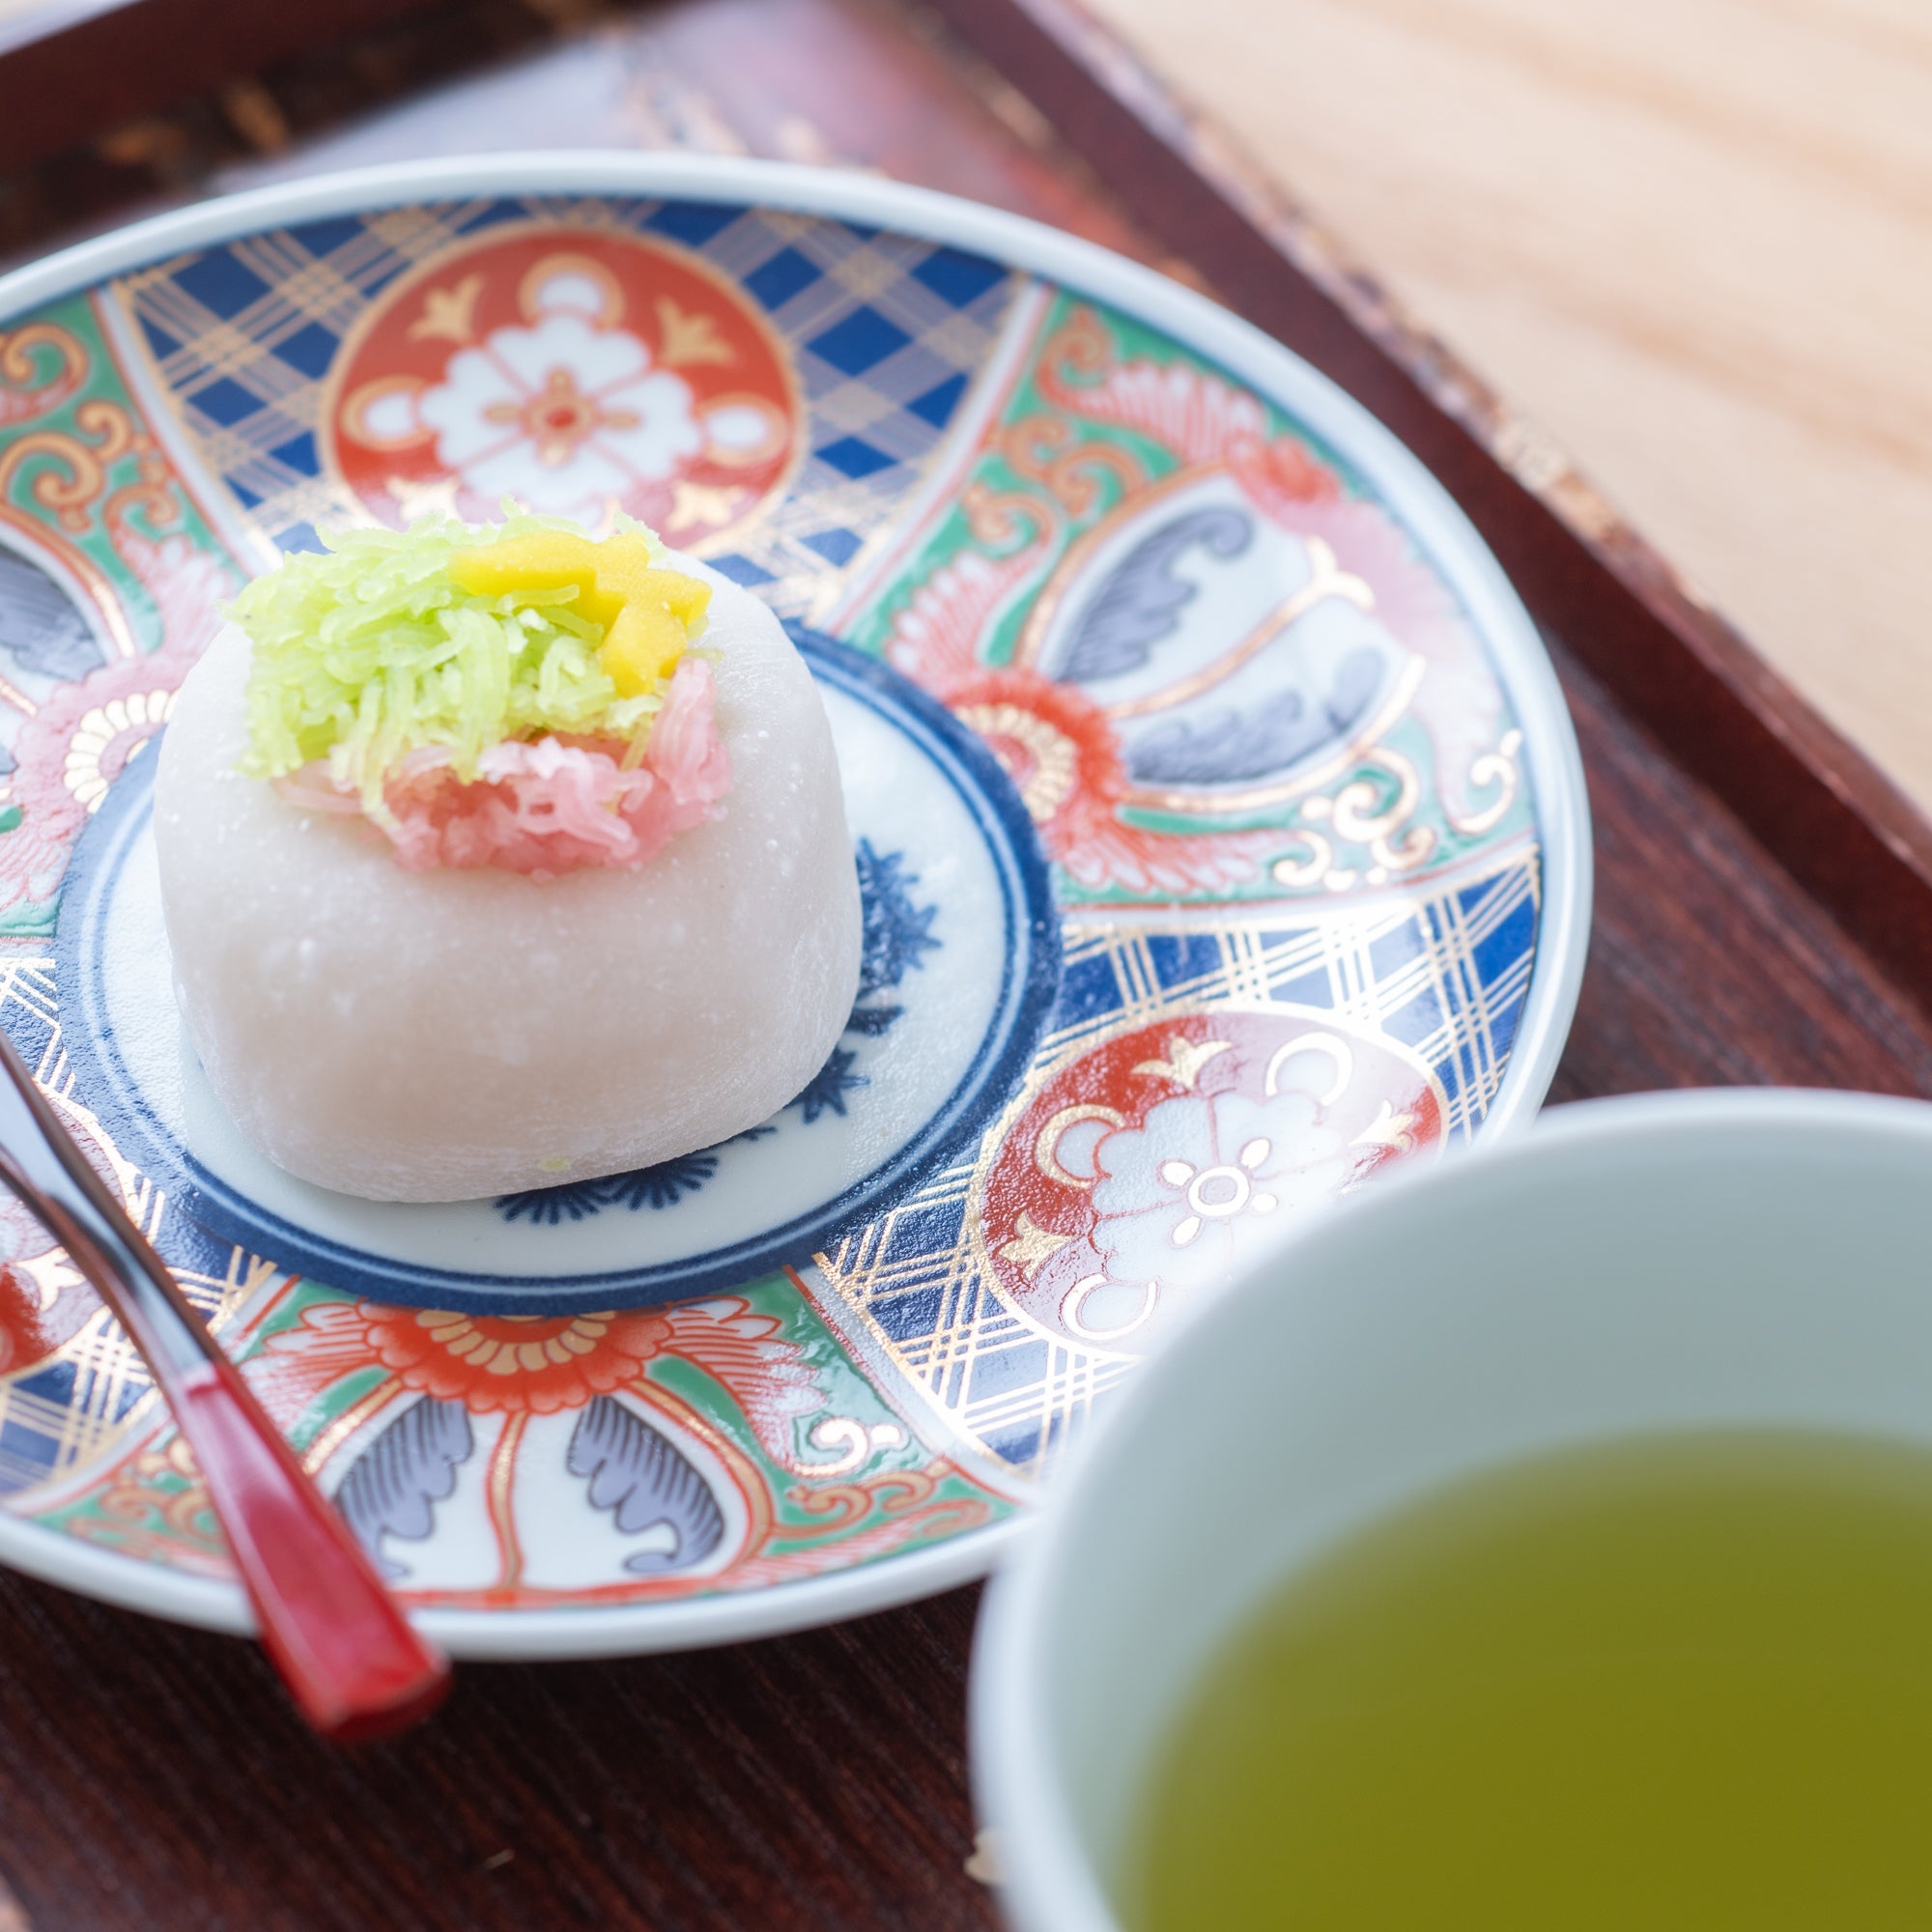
xmin=970 ymin=1089 xmax=1932 ymax=1931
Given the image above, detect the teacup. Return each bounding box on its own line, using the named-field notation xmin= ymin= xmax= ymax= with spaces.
xmin=970 ymin=1089 xmax=1932 ymax=1931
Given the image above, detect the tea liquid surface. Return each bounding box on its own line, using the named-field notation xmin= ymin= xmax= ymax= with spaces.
xmin=1129 ymin=1431 xmax=1932 ymax=1930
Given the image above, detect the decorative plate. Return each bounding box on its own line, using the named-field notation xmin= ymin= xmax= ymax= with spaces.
xmin=0 ymin=156 xmax=1588 ymax=1657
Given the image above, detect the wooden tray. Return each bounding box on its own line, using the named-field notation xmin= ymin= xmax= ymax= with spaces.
xmin=0 ymin=1 xmax=1929 ymax=1925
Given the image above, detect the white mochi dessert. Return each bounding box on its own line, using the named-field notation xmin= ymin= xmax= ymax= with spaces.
xmin=154 ymin=531 xmax=861 ymax=1203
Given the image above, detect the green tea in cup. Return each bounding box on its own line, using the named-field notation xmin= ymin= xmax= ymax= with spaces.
xmin=973 ymin=1095 xmax=1932 ymax=1932
xmin=1128 ymin=1427 xmax=1932 ymax=1930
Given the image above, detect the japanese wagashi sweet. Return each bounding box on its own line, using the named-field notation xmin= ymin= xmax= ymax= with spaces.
xmin=153 ymin=512 xmax=861 ymax=1203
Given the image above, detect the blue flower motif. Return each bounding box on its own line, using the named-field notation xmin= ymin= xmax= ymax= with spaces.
xmin=497 ymin=1179 xmax=611 ymax=1225
xmin=854 ymin=840 xmax=940 ymax=1002
xmin=787 ymin=1044 xmax=866 ymax=1124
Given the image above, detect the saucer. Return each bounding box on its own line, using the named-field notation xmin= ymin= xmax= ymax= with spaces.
xmin=0 ymin=154 xmax=1587 ymax=1656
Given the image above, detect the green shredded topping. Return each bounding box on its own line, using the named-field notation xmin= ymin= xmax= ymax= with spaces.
xmin=232 ymin=510 xmax=696 ymax=810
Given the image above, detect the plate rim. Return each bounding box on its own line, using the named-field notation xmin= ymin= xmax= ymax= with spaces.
xmin=0 ymin=1476 xmax=1027 ymax=1656
xmin=0 ymin=152 xmax=1592 ymax=1658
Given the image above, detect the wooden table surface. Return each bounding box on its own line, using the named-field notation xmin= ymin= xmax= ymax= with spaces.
xmin=1090 ymin=0 xmax=1932 ymax=813
xmin=1 ymin=2 xmax=1931 ymax=1927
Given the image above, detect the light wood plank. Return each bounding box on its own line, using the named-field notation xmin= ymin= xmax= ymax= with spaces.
xmin=1090 ymin=0 xmax=1932 ymax=806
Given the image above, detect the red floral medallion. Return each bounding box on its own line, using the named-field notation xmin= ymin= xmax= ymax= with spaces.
xmin=979 ymin=1011 xmax=1445 ymax=1354
xmin=324 ymin=230 xmax=799 ymax=552
xmin=357 ymin=1307 xmax=678 ymax=1415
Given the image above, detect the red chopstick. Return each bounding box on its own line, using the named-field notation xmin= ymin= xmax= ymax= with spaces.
xmin=0 ymin=1031 xmax=449 ymax=1740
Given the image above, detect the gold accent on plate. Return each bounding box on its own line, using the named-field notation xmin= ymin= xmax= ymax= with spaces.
xmin=1264 ymin=1031 xmax=1354 ymax=1106
xmin=995 ymin=412 xmax=1145 ymax=520
xmin=516 ymin=252 xmax=625 ymax=330
xmin=655 ymin=297 xmax=735 ymax=368
xmin=1131 ymin=1034 xmax=1232 ymax=1090
xmin=299 ymin=1377 xmax=407 ymax=1476
xmin=1061 ymin=1272 xmax=1158 ymax=1342
xmin=668 ymin=478 xmax=741 ymax=529
xmin=1033 ymin=1102 xmax=1125 ymax=1188
xmin=386 ymin=474 xmax=462 ymax=521
xmin=338 ymin=375 xmax=434 ymax=451
xmin=0 ymin=399 xmax=136 ymax=533
xmin=487 ymin=1410 xmax=531 ymax=1590
xmin=996 ymin=1211 xmax=1074 ymax=1282
xmin=802 ymin=1415 xmax=908 ymax=1478
xmin=1270 ymin=830 xmax=1331 ymax=889
xmin=1352 ymin=1098 xmax=1419 ymax=1153
xmin=1121 ymin=651 xmax=1426 ymax=819
xmin=407 ymin=272 xmax=485 ymax=346
xmin=1099 ymin=536 xmax=1373 ymax=722
xmin=0 ymin=321 xmax=89 ymax=438
xmin=1448 ymin=726 xmax=1525 ymax=838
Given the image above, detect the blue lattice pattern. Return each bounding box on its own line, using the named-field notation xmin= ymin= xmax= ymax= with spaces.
xmin=113 ymin=197 xmax=1016 ymax=610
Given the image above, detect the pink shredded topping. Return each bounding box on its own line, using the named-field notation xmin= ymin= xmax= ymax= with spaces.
xmin=276 ymin=655 xmax=731 ymax=875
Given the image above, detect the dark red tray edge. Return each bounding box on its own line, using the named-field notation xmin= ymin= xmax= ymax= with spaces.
xmin=0 ymin=0 xmax=443 ymax=175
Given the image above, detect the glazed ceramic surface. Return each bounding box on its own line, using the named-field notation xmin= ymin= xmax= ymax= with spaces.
xmin=972 ymin=1092 xmax=1932 ymax=1932
xmin=0 ymin=156 xmax=1587 ymax=1655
